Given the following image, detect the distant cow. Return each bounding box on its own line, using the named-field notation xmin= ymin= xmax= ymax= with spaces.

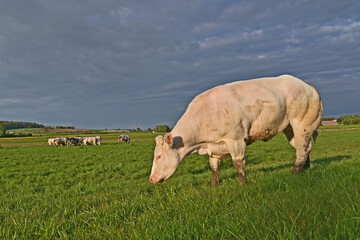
xmin=118 ymin=135 xmax=130 ymax=144
xmin=56 ymin=137 xmax=69 ymax=146
xmin=83 ymin=137 xmax=97 ymax=145
xmin=48 ymin=138 xmax=57 ymax=146
xmin=48 ymin=136 xmax=101 ymax=146
xmin=95 ymin=136 xmax=101 ymax=145
xmin=67 ymin=137 xmax=83 ymax=146
xmin=149 ymin=75 xmax=323 ymax=186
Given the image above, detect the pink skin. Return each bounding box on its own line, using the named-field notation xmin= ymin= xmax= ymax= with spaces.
xmin=149 ymin=134 xmax=184 ymax=184
xmin=149 ymin=155 xmax=162 ymax=183
xmin=149 ymin=175 xmax=162 ymax=184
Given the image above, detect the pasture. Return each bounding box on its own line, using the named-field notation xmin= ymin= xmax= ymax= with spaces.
xmin=0 ymin=129 xmax=359 ymax=239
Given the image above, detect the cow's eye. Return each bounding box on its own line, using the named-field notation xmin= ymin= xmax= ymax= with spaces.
xmin=156 ymin=155 xmax=161 ymax=160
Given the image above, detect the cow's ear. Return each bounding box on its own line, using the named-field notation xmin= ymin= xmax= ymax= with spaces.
xmin=155 ymin=135 xmax=164 ymax=145
xmin=164 ymin=133 xmax=173 ymax=146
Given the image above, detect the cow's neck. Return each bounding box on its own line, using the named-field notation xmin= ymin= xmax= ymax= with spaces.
xmin=171 ymin=119 xmax=204 ymax=161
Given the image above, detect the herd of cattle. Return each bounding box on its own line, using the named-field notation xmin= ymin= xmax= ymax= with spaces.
xmin=48 ymin=134 xmax=131 ymax=146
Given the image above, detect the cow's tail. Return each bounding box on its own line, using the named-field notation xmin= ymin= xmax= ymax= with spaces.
xmin=312 ymin=97 xmax=323 ymax=143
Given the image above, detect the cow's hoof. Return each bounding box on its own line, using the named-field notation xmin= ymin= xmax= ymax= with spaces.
xmin=212 ymin=180 xmax=219 ymax=187
xmin=239 ymin=176 xmax=248 ymax=184
xmin=291 ymin=167 xmax=302 ymax=174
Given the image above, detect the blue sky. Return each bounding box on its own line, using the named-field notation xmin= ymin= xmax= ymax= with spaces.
xmin=1 ymin=0 xmax=359 ymax=129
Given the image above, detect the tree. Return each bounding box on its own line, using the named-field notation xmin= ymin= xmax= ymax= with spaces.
xmin=154 ymin=125 xmax=171 ymax=132
xmin=0 ymin=121 xmax=45 ymax=130
xmin=0 ymin=124 xmax=6 ymax=137
xmin=322 ymin=117 xmax=335 ymax=121
xmin=343 ymin=119 xmax=352 ymax=125
xmin=337 ymin=114 xmax=360 ymax=124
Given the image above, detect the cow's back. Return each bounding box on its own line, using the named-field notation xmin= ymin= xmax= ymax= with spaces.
xmin=174 ymin=75 xmax=321 ymax=143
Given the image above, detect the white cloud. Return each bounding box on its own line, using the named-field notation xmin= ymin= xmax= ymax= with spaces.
xmin=283 ymin=38 xmax=300 ymax=44
xmin=193 ymin=22 xmax=219 ymax=33
xmin=320 ymin=21 xmax=360 ymax=33
xmin=161 ymin=82 xmax=193 ymax=90
xmin=0 ymin=98 xmax=20 ymax=106
xmin=1 ymin=96 xmax=55 ymax=104
xmin=221 ymin=2 xmax=252 ymax=19
xmin=257 ymin=54 xmax=267 ymax=59
xmin=110 ymin=7 xmax=135 ymax=24
xmin=198 ymin=29 xmax=263 ymax=49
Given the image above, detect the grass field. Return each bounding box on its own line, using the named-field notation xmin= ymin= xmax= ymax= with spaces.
xmin=0 ymin=129 xmax=359 ymax=239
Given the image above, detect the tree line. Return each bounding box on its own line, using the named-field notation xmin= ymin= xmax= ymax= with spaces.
xmin=0 ymin=121 xmax=45 ymax=130
xmin=324 ymin=114 xmax=360 ymax=125
xmin=124 ymin=125 xmax=171 ymax=133
xmin=0 ymin=125 xmax=32 ymax=137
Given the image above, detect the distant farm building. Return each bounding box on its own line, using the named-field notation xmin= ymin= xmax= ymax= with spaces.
xmin=321 ymin=120 xmax=339 ymax=126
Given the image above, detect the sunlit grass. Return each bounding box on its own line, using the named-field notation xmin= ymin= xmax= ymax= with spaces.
xmin=0 ymin=130 xmax=359 ymax=239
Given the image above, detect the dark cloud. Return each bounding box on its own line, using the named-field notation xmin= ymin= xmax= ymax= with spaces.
xmin=1 ymin=0 xmax=359 ymax=129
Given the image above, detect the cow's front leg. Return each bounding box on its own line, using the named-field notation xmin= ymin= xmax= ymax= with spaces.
xmin=209 ymin=157 xmax=221 ymax=186
xmin=230 ymin=140 xmax=247 ymax=184
xmin=232 ymin=157 xmax=247 ymax=184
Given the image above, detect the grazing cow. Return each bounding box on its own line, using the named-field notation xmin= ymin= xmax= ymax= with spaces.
xmin=48 ymin=138 xmax=57 ymax=146
xmin=149 ymin=75 xmax=323 ymax=186
xmin=67 ymin=137 xmax=83 ymax=146
xmin=95 ymin=136 xmax=101 ymax=145
xmin=118 ymin=135 xmax=130 ymax=144
xmin=56 ymin=137 xmax=69 ymax=146
xmin=83 ymin=136 xmax=97 ymax=145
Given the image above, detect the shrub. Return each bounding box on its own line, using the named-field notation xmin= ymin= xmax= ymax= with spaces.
xmin=154 ymin=125 xmax=171 ymax=132
xmin=0 ymin=124 xmax=5 ymax=137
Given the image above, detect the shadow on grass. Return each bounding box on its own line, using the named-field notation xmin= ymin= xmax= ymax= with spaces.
xmin=220 ymin=155 xmax=353 ymax=183
xmin=178 ymin=155 xmax=353 ymax=185
xmin=312 ymin=155 xmax=352 ymax=166
xmin=250 ymin=155 xmax=351 ymax=172
xmin=252 ymin=155 xmax=352 ymax=173
xmin=189 ymin=166 xmax=210 ymax=175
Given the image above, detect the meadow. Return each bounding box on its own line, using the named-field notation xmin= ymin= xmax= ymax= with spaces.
xmin=0 ymin=128 xmax=359 ymax=239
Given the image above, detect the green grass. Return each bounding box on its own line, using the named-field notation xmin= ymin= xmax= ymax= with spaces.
xmin=0 ymin=130 xmax=359 ymax=239
xmin=6 ymin=128 xmax=43 ymax=133
xmin=320 ymin=124 xmax=360 ymax=130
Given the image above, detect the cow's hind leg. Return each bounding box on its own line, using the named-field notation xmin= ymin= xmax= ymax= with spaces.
xmin=292 ymin=126 xmax=314 ymax=174
xmin=209 ymin=157 xmax=221 ymax=186
xmin=284 ymin=124 xmax=313 ymax=173
xmin=292 ymin=141 xmax=312 ymax=173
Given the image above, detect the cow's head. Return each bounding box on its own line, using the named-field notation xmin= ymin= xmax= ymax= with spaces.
xmin=149 ymin=133 xmax=181 ymax=184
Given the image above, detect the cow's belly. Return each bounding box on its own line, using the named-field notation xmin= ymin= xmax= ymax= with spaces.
xmin=198 ymin=141 xmax=230 ymax=159
xmin=247 ymin=106 xmax=289 ymax=142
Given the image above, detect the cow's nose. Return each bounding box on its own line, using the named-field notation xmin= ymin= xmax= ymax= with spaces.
xmin=149 ymin=175 xmax=156 ymax=183
xmin=150 ymin=175 xmax=163 ymax=184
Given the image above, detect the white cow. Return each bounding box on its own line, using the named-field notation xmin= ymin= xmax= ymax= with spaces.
xmin=83 ymin=137 xmax=97 ymax=145
xmin=149 ymin=75 xmax=323 ymax=186
xmin=56 ymin=137 xmax=68 ymax=146
xmin=48 ymin=138 xmax=57 ymax=146
xmin=95 ymin=136 xmax=101 ymax=145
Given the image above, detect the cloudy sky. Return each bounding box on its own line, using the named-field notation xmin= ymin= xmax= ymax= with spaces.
xmin=1 ymin=1 xmax=359 ymax=129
